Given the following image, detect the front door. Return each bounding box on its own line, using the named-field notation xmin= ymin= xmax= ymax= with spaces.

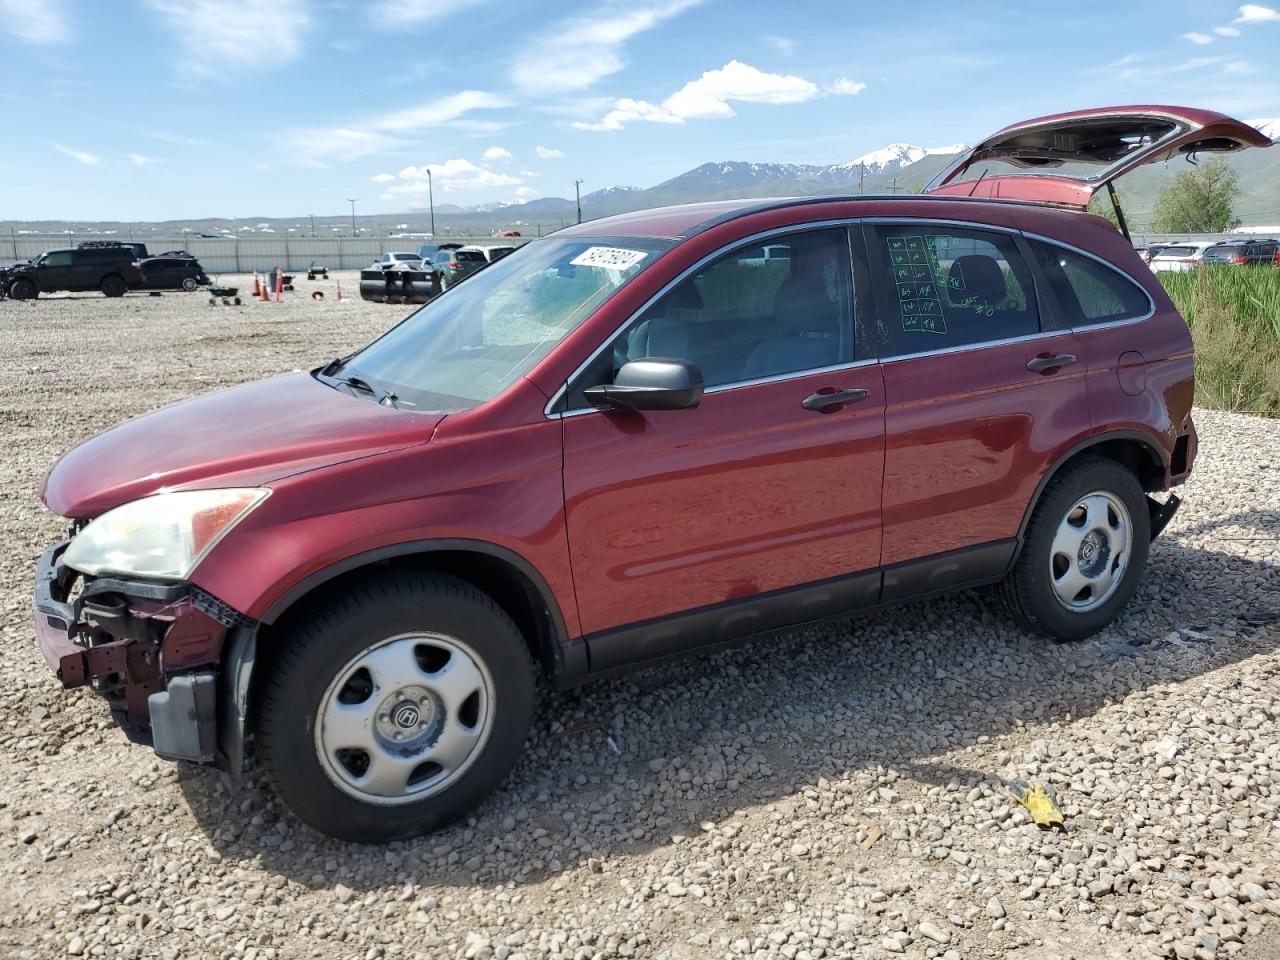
xmin=862 ymin=220 xmax=1091 ymax=597
xmin=559 ymin=226 xmax=886 ymax=671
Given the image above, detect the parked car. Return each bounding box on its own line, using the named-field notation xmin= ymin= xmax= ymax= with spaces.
xmin=464 ymin=244 xmax=516 ymax=263
xmin=1137 ymin=244 xmax=1174 ymax=264
xmin=429 ymin=246 xmax=486 ymax=288
xmin=1148 ymin=241 xmax=1218 ymax=272
xmin=136 ymin=255 xmax=210 ymax=292
xmin=374 ymin=252 xmax=426 ymax=271
xmin=2 ymin=244 xmax=141 ymax=298
xmin=34 ymin=105 xmax=1270 ymax=842
xmin=307 ymin=261 xmax=329 ymax=280
xmin=1200 ymin=238 xmax=1280 ymax=266
xmin=416 ymin=242 xmax=462 ymax=261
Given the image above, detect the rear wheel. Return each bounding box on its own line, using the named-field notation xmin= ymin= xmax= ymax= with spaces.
xmin=182 ymin=277 xmax=198 ymax=292
xmin=258 ymin=572 xmax=537 ymax=842
xmin=100 ymin=275 xmax=127 ymax=298
xmin=1002 ymin=456 xmax=1150 ymax=641
xmin=9 ymin=278 xmax=36 ymax=300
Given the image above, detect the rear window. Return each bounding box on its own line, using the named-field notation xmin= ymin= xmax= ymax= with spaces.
xmin=867 ymin=223 xmax=1039 ymax=356
xmin=456 ymin=250 xmax=486 ymax=262
xmin=1030 ymin=241 xmax=1150 ymax=326
xmin=1156 ymin=247 xmax=1198 ymax=259
xmin=1203 ymin=244 xmax=1243 ymax=260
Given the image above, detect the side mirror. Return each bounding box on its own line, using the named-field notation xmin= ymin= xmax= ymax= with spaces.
xmin=584 ymin=358 xmax=704 ymax=412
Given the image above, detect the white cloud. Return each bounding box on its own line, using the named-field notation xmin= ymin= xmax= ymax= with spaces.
xmin=510 ymin=0 xmax=704 ymax=95
xmin=370 ymin=172 xmax=396 ymax=182
xmin=284 ymin=90 xmax=509 ymax=164
xmin=0 ymin=0 xmax=69 ymax=44
xmin=54 ymin=143 xmax=100 ymax=166
xmin=535 ymin=145 xmax=564 ymax=158
xmin=575 ymin=60 xmax=852 ymax=132
xmin=1182 ymin=31 xmax=1214 ymax=44
xmin=1235 ymin=3 xmax=1280 ymax=22
xmin=143 ymin=0 xmax=311 ymax=76
xmin=515 ymin=186 xmax=537 ymax=199
xmin=827 ymin=78 xmax=867 ymax=96
xmin=126 ymin=153 xmax=158 ymax=166
xmin=369 ymin=0 xmax=431 ymax=27
xmin=1214 ymin=25 xmax=1243 ymax=35
xmin=483 ymin=145 xmax=514 ymax=161
xmin=764 ymin=34 xmax=795 ymax=55
xmin=520 ymin=169 xmax=539 ymax=177
xmin=392 ymin=159 xmax=523 ymax=192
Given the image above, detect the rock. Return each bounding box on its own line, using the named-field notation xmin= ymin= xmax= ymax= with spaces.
xmin=918 ymin=921 xmax=950 ymax=944
xmin=986 ymin=898 xmax=1006 ymax=919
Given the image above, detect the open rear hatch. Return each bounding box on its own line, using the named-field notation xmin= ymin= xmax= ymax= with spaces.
xmin=925 ymin=105 xmax=1272 ymax=209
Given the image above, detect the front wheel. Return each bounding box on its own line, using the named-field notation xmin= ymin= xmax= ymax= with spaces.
xmin=9 ymin=278 xmax=37 ymax=300
xmin=1001 ymin=456 xmax=1150 ymax=641
xmin=182 ymin=277 xmax=198 ymax=292
xmin=258 ymin=572 xmax=537 ymax=842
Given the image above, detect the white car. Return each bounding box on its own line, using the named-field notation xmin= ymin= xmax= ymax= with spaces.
xmin=1148 ymin=241 xmax=1217 ymax=272
xmin=373 ymin=252 xmax=426 ymax=271
xmin=461 ymin=245 xmax=517 ymax=263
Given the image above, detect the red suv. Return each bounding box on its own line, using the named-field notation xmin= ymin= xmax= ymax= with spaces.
xmin=34 ymin=106 xmax=1270 ymax=842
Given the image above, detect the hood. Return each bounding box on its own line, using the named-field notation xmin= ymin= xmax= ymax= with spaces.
xmin=43 ymin=371 xmax=442 ymax=518
xmin=925 ymin=105 xmax=1272 ymax=208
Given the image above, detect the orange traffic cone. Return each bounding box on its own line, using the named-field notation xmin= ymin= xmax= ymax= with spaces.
xmin=274 ymin=266 xmax=283 ymax=302
xmin=335 ymin=280 xmax=344 ymax=302
xmin=259 ymin=275 xmax=269 ymax=301
xmin=251 ymin=272 xmax=261 ymax=297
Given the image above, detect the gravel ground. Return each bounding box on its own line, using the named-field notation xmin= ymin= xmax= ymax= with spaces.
xmin=1 ymin=275 xmax=1277 ymax=960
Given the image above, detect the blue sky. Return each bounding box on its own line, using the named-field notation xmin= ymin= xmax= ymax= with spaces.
xmin=1 ymin=0 xmax=1277 ymax=222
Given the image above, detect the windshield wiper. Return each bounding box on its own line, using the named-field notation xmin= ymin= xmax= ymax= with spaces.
xmin=333 ymin=373 xmax=399 ymax=407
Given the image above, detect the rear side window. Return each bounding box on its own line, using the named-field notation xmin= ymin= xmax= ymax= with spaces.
xmin=867 ymin=223 xmax=1038 ymax=356
xmin=456 ymin=251 xmax=486 ymax=262
xmin=1030 ymin=241 xmax=1149 ymax=326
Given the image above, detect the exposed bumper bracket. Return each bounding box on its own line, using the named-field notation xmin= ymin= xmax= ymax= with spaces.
xmin=1147 ymin=493 xmax=1181 ymax=541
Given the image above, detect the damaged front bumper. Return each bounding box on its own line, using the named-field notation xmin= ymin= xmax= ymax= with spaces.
xmin=34 ymin=540 xmax=250 ymax=764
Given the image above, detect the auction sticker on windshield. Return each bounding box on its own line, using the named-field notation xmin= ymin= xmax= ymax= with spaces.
xmin=569 ymin=247 xmax=648 ymax=271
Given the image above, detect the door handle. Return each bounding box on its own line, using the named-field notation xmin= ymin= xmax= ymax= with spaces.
xmin=1026 ymin=353 xmax=1077 ymax=374
xmin=801 ymin=388 xmax=869 ymax=411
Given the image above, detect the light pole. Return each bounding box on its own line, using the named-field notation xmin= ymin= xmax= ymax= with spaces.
xmin=427 ymin=169 xmax=435 ymax=237
xmin=309 ymin=213 xmax=315 ymax=237
xmin=574 ymin=179 xmax=583 ymax=224
xmin=347 ymin=198 xmax=358 ymax=236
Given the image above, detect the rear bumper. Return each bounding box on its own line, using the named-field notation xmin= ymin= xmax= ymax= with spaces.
xmin=33 ymin=541 xmax=241 ymax=762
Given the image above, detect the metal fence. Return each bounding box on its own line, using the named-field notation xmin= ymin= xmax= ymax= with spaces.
xmin=1 ymin=234 xmax=531 ymax=273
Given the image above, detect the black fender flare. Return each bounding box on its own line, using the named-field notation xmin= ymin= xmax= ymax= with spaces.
xmin=220 ymin=538 xmax=578 ymax=775
xmin=1014 ymin=428 xmax=1169 ymax=549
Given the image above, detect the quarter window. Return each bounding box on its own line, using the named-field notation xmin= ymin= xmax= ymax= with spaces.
xmin=608 ymin=227 xmax=855 ymax=390
xmin=1030 ymin=241 xmax=1149 ymax=326
xmin=868 ymin=224 xmax=1039 ymax=357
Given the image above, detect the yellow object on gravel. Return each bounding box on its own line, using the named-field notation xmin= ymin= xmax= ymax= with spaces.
xmin=1008 ymin=781 xmax=1065 ymax=830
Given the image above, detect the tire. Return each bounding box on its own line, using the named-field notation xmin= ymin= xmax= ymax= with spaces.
xmin=100 ymin=275 xmax=127 ymax=298
xmin=1001 ymin=456 xmax=1150 ymax=641
xmin=9 ymin=278 xmax=36 ymax=300
xmin=258 ymin=571 xmax=538 ymax=843
xmin=440 ymin=275 xmax=452 ymax=292
xmin=182 ymin=277 xmax=198 ymax=292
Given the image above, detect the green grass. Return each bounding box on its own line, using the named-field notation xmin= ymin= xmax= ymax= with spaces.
xmin=1158 ymin=267 xmax=1280 ymax=417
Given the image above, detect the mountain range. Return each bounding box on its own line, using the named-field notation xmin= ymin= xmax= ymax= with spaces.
xmin=4 ymin=124 xmax=1277 ymax=237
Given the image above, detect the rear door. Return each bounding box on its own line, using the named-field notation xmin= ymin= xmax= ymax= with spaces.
xmin=863 ymin=219 xmax=1089 ymax=595
xmin=559 ymin=225 xmax=886 ymax=670
xmin=926 ymin=106 xmax=1272 ymax=208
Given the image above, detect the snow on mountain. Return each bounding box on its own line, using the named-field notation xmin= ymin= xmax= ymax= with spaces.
xmin=840 ymin=142 xmax=969 ymax=175
xmin=1247 ymin=117 xmax=1279 ymax=140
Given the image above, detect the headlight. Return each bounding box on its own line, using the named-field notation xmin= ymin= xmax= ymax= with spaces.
xmin=64 ymin=488 xmax=269 ymax=580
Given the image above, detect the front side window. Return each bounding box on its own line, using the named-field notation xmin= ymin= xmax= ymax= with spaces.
xmin=334 ymin=236 xmax=674 ymax=411
xmin=868 ymin=223 xmax=1038 ymax=356
xmin=1030 ymin=241 xmax=1150 ymax=326
xmin=605 ymin=227 xmax=855 ymax=391
xmin=41 ymin=252 xmax=73 ymax=267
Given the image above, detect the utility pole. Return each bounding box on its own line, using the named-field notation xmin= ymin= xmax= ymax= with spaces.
xmin=859 ymin=161 xmax=865 ymax=195
xmin=309 ymin=213 xmax=315 ymax=237
xmin=347 ymin=198 xmax=358 ymax=236
xmin=427 ymin=169 xmax=435 ymax=237
xmin=887 ymin=177 xmax=901 ymax=194
xmin=574 ymin=179 xmax=583 ymax=224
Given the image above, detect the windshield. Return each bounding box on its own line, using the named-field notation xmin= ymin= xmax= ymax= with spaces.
xmin=332 ymin=235 xmax=675 ymax=411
